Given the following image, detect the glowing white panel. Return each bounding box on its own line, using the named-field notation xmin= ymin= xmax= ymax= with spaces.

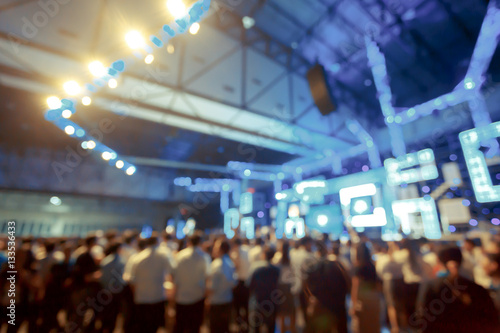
xmin=239 ymin=192 xmax=253 ymax=215
xmin=351 ymin=207 xmax=387 ymax=227
xmin=293 ymin=179 xmax=327 ymax=204
xmin=294 ymin=180 xmax=326 ymax=194
xmin=284 ymin=217 xmax=305 ymax=239
xmin=460 ymin=122 xmax=500 ymax=202
xmin=392 ymin=198 xmax=441 ymax=239
xmin=340 ymin=183 xmax=387 ymax=228
xmin=339 ymin=183 xmax=377 ymax=206
xmin=240 ymin=217 xmax=255 ymax=239
xmin=384 ymin=148 xmax=438 ymax=186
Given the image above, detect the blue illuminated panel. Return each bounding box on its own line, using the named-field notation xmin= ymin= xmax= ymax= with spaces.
xmin=460 ymin=122 xmax=500 ymax=202
xmin=293 ymin=179 xmax=327 ymax=204
xmin=306 ymin=205 xmax=343 ymax=235
xmin=384 ymin=149 xmax=438 ymax=186
xmin=239 ymin=192 xmax=253 ymax=215
xmin=339 ymin=183 xmax=387 ymax=227
xmin=392 ymin=198 xmax=441 ymax=239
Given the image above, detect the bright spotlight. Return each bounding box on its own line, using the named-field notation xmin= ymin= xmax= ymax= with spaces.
xmin=353 ymin=200 xmax=369 ymax=214
xmin=464 ymin=78 xmax=475 ymax=90
xmin=82 ymin=96 xmax=92 ymax=106
xmin=63 ymin=80 xmax=81 ymax=96
xmin=47 ymin=96 xmax=62 ymax=109
xmin=81 ymin=141 xmax=88 ymax=149
xmin=125 ymin=30 xmax=145 ymax=49
xmin=242 ymin=16 xmax=255 ymax=29
xmin=50 ymin=196 xmax=62 ymax=206
xmin=87 ymin=140 xmax=96 ymax=149
xmin=167 ymin=44 xmax=175 ymax=54
xmin=102 ymin=151 xmax=111 ymax=160
xmin=167 ymin=0 xmax=186 ymax=19
xmin=126 ymin=166 xmax=136 ymax=175
xmin=108 ymin=78 xmax=118 ymax=89
xmin=62 ymin=109 xmax=72 ymax=119
xmin=317 ymin=214 xmax=328 ymax=226
xmin=64 ymin=125 xmax=75 ymax=135
xmin=115 ymin=160 xmax=124 ymax=169
xmin=144 ymin=54 xmax=155 ymax=64
xmin=88 ymin=61 xmax=107 ymax=77
xmin=189 ymin=22 xmax=200 ymax=35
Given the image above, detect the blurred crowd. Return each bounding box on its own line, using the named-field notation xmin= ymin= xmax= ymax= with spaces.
xmin=1 ymin=228 xmax=500 ymax=333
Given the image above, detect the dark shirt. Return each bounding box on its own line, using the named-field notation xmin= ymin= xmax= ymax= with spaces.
xmin=353 ymin=262 xmax=377 ymax=283
xmin=73 ymin=251 xmax=98 ymax=285
xmin=306 ymin=259 xmax=348 ymax=314
xmin=416 ymin=276 xmax=500 ymax=333
xmin=249 ymin=263 xmax=280 ymax=303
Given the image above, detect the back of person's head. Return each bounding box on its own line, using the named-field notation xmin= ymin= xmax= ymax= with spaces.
xmin=300 ymin=236 xmax=313 ymax=250
xmin=105 ymin=241 xmax=122 ymax=257
xmin=105 ymin=229 xmax=118 ymax=242
xmin=255 ymin=238 xmax=264 ymax=246
xmin=189 ymin=231 xmax=203 ymax=247
xmin=44 ymin=240 xmax=56 ymax=253
xmin=85 ymin=234 xmax=97 ymax=248
xmin=219 ymin=239 xmax=230 ymax=255
xmin=161 ymin=230 xmax=173 ymax=241
xmin=137 ymin=238 xmax=149 ymax=251
xmin=22 ymin=236 xmax=34 ymax=245
xmin=316 ymin=240 xmax=328 ymax=258
xmin=123 ymin=233 xmax=135 ymax=245
xmin=438 ymin=246 xmax=463 ymax=276
xmin=331 ymin=241 xmax=341 ymax=256
xmin=233 ymin=238 xmax=243 ymax=247
xmin=463 ymin=238 xmax=476 ymax=251
xmin=147 ymin=232 xmax=159 ymax=247
xmin=264 ymin=245 xmax=276 ymax=262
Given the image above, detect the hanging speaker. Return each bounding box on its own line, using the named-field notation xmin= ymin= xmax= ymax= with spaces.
xmin=306 ymin=64 xmax=337 ymax=116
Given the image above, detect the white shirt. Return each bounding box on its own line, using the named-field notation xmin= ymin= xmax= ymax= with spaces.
xmin=249 ymin=245 xmax=263 ymax=264
xmin=120 ymin=244 xmax=137 ymax=264
xmin=209 ymin=255 xmax=236 ymax=304
xmin=402 ymin=257 xmax=433 ymax=284
xmin=290 ymin=247 xmax=315 ymax=295
xmin=173 ymin=247 xmax=210 ymax=304
xmin=376 ymin=251 xmax=405 ymax=280
xmin=232 ymin=246 xmax=251 ymax=281
xmin=129 ymin=247 xmax=173 ymax=304
xmin=158 ymin=242 xmax=176 ymax=266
